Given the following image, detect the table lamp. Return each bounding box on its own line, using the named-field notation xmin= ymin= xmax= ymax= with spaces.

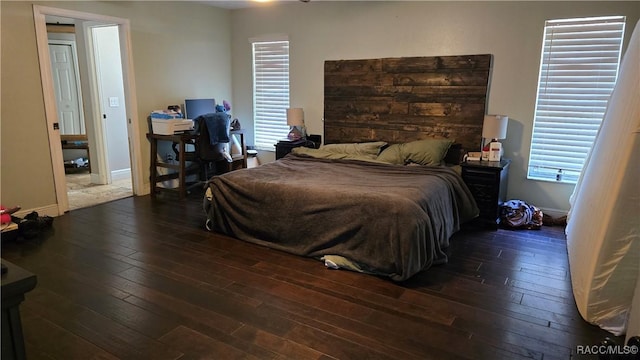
xmin=482 ymin=114 xmax=508 ymax=161
xmin=286 ymin=108 xmax=306 ymax=141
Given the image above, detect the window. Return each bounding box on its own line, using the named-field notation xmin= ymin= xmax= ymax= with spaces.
xmin=252 ymin=39 xmax=290 ymax=150
xmin=528 ymin=16 xmax=625 ymax=183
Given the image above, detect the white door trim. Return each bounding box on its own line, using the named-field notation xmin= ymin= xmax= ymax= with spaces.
xmin=33 ymin=5 xmax=146 ymax=215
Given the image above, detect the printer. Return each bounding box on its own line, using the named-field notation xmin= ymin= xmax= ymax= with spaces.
xmin=151 ymin=118 xmax=194 ymax=135
xmin=150 ymin=110 xmax=194 ymax=135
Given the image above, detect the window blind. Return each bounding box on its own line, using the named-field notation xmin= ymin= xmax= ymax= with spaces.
xmin=528 ymin=16 xmax=625 ymax=183
xmin=252 ymin=40 xmax=290 ymax=150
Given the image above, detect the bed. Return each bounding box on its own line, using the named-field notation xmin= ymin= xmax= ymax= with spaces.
xmin=204 ymin=54 xmax=492 ymax=281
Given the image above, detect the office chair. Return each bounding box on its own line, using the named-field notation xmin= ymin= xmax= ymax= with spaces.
xmin=193 ymin=112 xmax=231 ymax=180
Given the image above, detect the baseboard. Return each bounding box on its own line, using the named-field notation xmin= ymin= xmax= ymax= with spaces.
xmin=539 ymin=207 xmax=568 ymax=219
xmin=13 ymin=204 xmax=60 ymax=218
xmin=111 ymin=168 xmax=131 ymax=181
xmin=90 ymin=173 xmax=104 ymax=185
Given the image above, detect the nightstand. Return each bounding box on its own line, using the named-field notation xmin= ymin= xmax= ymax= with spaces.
xmin=461 ymin=159 xmax=511 ymax=229
xmin=275 ymin=136 xmax=321 ymax=160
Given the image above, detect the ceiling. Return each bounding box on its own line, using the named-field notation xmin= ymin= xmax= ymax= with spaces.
xmin=44 ymin=1 xmax=306 ymax=24
xmin=200 ymin=0 xmax=308 ymax=10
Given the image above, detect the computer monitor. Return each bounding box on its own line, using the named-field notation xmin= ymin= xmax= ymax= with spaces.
xmin=184 ymin=98 xmax=216 ymax=119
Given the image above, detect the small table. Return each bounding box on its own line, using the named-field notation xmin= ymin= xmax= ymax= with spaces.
xmin=0 ymin=222 xmax=19 ymax=243
xmin=275 ymin=136 xmax=321 ymax=160
xmin=461 ymin=159 xmax=511 ymax=229
xmin=1 ymin=259 xmax=37 ymax=360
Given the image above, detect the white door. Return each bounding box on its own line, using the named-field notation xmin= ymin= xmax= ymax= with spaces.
xmin=48 ymin=43 xmax=85 ymax=135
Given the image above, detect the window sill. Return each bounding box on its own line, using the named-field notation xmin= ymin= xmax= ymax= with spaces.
xmin=526 ymin=175 xmax=577 ymax=185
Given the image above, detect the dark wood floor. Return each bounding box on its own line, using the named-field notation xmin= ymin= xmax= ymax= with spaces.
xmin=2 ymin=190 xmax=620 ymax=360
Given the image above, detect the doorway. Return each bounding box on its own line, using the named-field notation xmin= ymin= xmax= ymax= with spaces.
xmin=47 ymin=22 xmax=133 ymax=210
xmin=33 ymin=6 xmax=145 ymax=215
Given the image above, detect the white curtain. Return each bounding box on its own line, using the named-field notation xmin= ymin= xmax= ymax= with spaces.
xmin=566 ymin=19 xmax=640 ymax=336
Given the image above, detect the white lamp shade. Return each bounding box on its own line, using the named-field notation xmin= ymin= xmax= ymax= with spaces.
xmin=286 ymin=108 xmax=305 ymax=126
xmin=482 ymin=115 xmax=508 ymax=139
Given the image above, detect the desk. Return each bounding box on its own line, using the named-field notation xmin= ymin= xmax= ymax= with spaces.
xmin=1 ymin=259 xmax=37 ymax=360
xmin=147 ymin=132 xmax=199 ymax=199
xmin=147 ymin=130 xmax=248 ymax=199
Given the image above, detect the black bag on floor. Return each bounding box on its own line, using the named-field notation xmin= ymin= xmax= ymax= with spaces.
xmin=13 ymin=211 xmax=54 ymax=239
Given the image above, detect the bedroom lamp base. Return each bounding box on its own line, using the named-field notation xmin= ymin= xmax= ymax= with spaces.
xmin=287 ymin=126 xmax=306 ymax=141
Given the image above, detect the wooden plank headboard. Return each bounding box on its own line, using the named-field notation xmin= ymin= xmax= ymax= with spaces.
xmin=324 ymin=54 xmax=492 ymax=152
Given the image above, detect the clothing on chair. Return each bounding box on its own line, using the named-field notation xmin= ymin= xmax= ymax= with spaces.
xmin=193 ymin=113 xmax=230 ymax=163
xmin=194 ymin=113 xmax=230 ymax=145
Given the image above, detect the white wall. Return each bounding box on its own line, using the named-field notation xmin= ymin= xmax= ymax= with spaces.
xmin=1 ymin=1 xmax=231 ymax=213
xmin=230 ymin=1 xmax=640 ymax=214
xmin=93 ymin=25 xmax=131 ymax=177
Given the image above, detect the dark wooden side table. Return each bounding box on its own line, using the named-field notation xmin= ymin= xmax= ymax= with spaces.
xmin=1 ymin=259 xmax=37 ymax=360
xmin=275 ymin=136 xmax=321 ymax=160
xmin=461 ymin=159 xmax=511 ymax=229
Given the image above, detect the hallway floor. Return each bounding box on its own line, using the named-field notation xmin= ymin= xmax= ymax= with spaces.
xmin=66 ymin=172 xmax=132 ymax=211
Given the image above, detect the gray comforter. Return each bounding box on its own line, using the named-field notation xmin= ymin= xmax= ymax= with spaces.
xmin=205 ymin=154 xmax=478 ymax=281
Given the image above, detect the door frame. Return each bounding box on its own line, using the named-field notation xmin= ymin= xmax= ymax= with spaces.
xmin=33 ymin=5 xmax=146 ymax=215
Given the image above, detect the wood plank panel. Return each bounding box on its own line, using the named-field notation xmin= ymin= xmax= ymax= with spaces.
xmin=393 ymin=71 xmax=490 ymax=86
xmin=382 ymin=55 xmax=493 ymax=72
xmin=325 ymin=54 xmax=492 ymax=151
xmin=325 ymin=85 xmax=488 ymax=98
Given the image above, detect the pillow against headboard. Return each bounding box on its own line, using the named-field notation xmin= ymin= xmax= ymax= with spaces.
xmin=320 ymin=141 xmax=387 ymax=159
xmin=291 ymin=147 xmax=387 ymax=163
xmin=375 ymin=144 xmax=404 ymax=164
xmin=377 ymin=138 xmax=454 ymax=166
